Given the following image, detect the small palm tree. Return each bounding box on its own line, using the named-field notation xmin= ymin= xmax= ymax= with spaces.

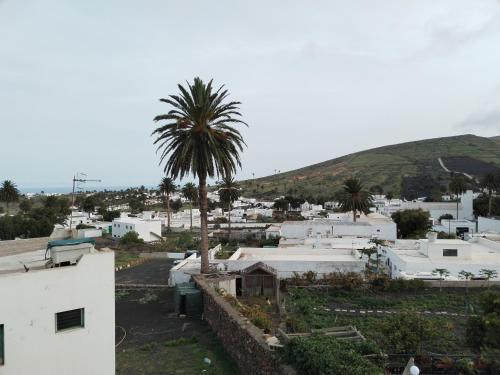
xmin=480 ymin=173 xmax=498 ymax=217
xmin=0 ymin=180 xmax=20 ymax=214
xmin=218 ymin=176 xmax=240 ymax=239
xmin=159 ymin=177 xmax=177 ymax=232
xmin=449 ymin=175 xmax=467 ymax=220
xmin=459 ymin=270 xmax=474 ymax=314
xmin=479 ymin=268 xmax=498 ymax=289
xmin=338 ymin=177 xmax=373 ymax=222
xmin=432 ymin=268 xmax=450 ymax=292
xmin=359 ymin=247 xmax=378 ymax=273
xmin=182 ymin=182 xmax=198 ymax=231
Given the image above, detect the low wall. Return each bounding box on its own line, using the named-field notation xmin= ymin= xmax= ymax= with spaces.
xmin=423 ymin=280 xmax=500 ymax=288
xmin=194 ymin=276 xmax=295 ymax=375
xmin=0 ymin=237 xmax=50 ymax=256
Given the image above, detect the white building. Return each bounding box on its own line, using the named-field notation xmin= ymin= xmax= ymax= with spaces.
xmin=0 ymin=239 xmax=115 ymax=375
xmin=281 ymin=214 xmax=397 ymax=241
xmin=65 ymin=211 xmax=92 ymax=228
xmin=432 ymin=219 xmax=476 ymax=238
xmin=379 ymin=190 xmax=474 ymax=222
xmin=384 ymin=233 xmax=500 ymax=280
xmin=478 ymin=217 xmax=500 ymax=234
xmin=112 ymin=213 xmax=162 ymax=242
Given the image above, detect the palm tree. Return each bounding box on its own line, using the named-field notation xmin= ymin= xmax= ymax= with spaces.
xmin=480 ymin=173 xmax=498 ymax=217
xmin=432 ymin=268 xmax=450 ymax=292
xmin=479 ymin=268 xmax=498 ymax=289
xmin=152 ymin=77 xmax=247 ymax=273
xmin=0 ymin=180 xmax=20 ymax=214
xmin=218 ymin=176 xmax=240 ymax=239
xmin=338 ymin=177 xmax=372 ymax=222
xmin=159 ymin=177 xmax=177 ymax=232
xmin=449 ymin=175 xmax=467 ymax=220
xmin=459 ymin=270 xmax=474 ymax=314
xmin=182 ymin=182 xmax=198 ymax=231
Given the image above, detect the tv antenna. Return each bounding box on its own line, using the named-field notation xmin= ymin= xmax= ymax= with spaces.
xmin=69 ymin=172 xmax=102 ymax=229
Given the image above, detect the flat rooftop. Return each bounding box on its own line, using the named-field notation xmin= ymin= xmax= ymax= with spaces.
xmin=229 ymin=247 xmax=361 ymax=262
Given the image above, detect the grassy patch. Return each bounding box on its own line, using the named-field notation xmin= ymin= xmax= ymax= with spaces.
xmin=116 ymin=333 xmax=239 ymax=375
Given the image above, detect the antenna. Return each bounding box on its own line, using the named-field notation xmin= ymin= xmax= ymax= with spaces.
xmin=69 ymin=172 xmax=102 ymax=230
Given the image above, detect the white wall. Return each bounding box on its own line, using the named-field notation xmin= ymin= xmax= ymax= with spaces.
xmin=0 ymin=251 xmax=115 ymax=375
xmin=478 ymin=217 xmax=500 ymax=234
xmin=111 ymin=219 xmax=161 ymax=242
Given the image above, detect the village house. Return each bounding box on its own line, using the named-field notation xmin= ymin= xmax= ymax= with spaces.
xmin=111 ymin=212 xmax=162 ymax=242
xmin=0 ymin=238 xmax=115 ymax=375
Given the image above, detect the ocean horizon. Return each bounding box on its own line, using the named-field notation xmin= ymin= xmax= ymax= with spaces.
xmin=19 ymin=185 xmax=152 ymax=194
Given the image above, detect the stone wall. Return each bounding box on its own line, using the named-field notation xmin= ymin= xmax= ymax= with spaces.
xmin=194 ymin=276 xmax=296 ymax=375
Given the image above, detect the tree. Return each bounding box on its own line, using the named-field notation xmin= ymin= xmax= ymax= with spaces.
xmin=182 ymin=182 xmax=198 ymax=231
xmin=128 ymin=197 xmax=145 ymax=213
xmin=159 ymin=177 xmax=176 ymax=232
xmin=449 ymin=175 xmax=467 ymax=220
xmin=273 ymin=198 xmax=289 ymax=212
xmin=218 ymin=176 xmax=240 ymax=239
xmin=18 ymin=199 xmax=33 ymax=214
xmin=459 ymin=270 xmax=475 ymax=314
xmin=359 ymin=247 xmax=378 ymax=273
xmin=391 ymin=209 xmax=431 ymax=239
xmin=480 ymin=173 xmax=499 ymax=217
xmin=432 ymin=268 xmax=450 ymax=292
xmin=152 ymin=77 xmax=247 ymax=274
xmin=82 ymin=196 xmax=96 ymax=218
xmin=386 ymin=192 xmax=394 ymax=201
xmin=337 ymin=177 xmax=372 ymax=222
xmin=170 ymin=198 xmax=183 ymax=212
xmin=120 ymin=230 xmax=144 ymax=244
xmin=479 ymin=269 xmax=498 ymax=289
xmin=0 ymin=180 xmax=20 ymax=214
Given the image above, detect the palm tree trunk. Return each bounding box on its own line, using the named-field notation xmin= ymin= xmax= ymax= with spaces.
xmin=167 ymin=193 xmax=171 ymax=232
xmin=488 ymin=190 xmax=492 ymax=217
xmin=199 ymin=175 xmax=209 ymax=274
xmin=456 ymin=195 xmax=459 ymax=220
xmin=228 ymin=201 xmax=232 ymax=239
xmin=353 ymin=209 xmax=357 ymax=222
xmin=190 ymin=203 xmax=193 ymax=231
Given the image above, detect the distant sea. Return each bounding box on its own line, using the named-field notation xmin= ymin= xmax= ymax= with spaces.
xmin=19 ymin=186 xmax=140 ymax=195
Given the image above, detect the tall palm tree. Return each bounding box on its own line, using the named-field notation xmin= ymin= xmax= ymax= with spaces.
xmin=449 ymin=175 xmax=467 ymax=220
xmin=338 ymin=177 xmax=372 ymax=222
xmin=159 ymin=177 xmax=177 ymax=232
xmin=181 ymin=182 xmax=198 ymax=231
xmin=480 ymin=173 xmax=498 ymax=217
xmin=218 ymin=176 xmax=240 ymax=239
xmin=153 ymin=78 xmax=246 ymax=273
xmin=0 ymin=180 xmax=20 ymax=214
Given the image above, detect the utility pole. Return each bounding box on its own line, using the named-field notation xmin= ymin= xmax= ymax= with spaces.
xmin=69 ymin=173 xmax=102 ymax=230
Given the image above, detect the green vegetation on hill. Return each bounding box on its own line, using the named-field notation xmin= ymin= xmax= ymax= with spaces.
xmin=241 ymin=134 xmax=500 ymax=199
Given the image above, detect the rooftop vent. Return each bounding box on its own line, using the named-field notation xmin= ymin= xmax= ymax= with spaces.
xmin=46 ymin=238 xmax=96 ymax=266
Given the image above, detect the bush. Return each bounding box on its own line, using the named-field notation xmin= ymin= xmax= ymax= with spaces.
xmin=386 ymin=278 xmax=425 ymax=293
xmin=76 ymin=223 xmax=95 ymax=229
xmin=120 ymin=231 xmax=144 ymax=244
xmin=282 ymin=335 xmax=384 ymax=375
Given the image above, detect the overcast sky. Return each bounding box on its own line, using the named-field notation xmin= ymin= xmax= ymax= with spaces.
xmin=1 ymin=0 xmax=500 ymax=189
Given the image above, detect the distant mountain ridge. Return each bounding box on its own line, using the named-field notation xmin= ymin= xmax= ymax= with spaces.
xmin=242 ymin=134 xmax=500 ymax=200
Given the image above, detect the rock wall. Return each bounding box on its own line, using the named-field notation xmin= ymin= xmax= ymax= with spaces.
xmin=194 ymin=276 xmax=296 ymax=375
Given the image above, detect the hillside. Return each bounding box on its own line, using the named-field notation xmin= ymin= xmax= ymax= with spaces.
xmin=241 ymin=134 xmax=500 ymax=200
xmin=491 ymin=135 xmax=500 ymax=145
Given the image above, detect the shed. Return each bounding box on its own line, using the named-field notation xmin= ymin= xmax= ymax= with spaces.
xmin=241 ymin=262 xmax=277 ymax=297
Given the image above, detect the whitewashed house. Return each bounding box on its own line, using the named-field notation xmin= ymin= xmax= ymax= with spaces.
xmin=0 ymin=238 xmax=115 ymax=375
xmin=478 ymin=217 xmax=500 ymax=234
xmin=111 ymin=213 xmax=162 ymax=242
xmin=384 ymin=233 xmax=500 ymax=280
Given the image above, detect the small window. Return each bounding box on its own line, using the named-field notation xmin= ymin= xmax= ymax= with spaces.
xmin=443 ymin=249 xmax=458 ymax=257
xmin=56 ymin=309 xmax=84 ymax=332
xmin=0 ymin=324 xmax=4 ymax=365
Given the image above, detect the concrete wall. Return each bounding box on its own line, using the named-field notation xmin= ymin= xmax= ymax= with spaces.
xmin=0 ymin=237 xmax=49 ymax=257
xmin=194 ymin=277 xmax=295 ymax=375
xmin=478 ymin=217 xmax=500 ymax=233
xmin=0 ymin=251 xmax=115 ymax=375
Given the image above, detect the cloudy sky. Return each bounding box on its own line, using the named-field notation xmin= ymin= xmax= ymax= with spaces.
xmin=1 ymin=0 xmax=500 ymax=189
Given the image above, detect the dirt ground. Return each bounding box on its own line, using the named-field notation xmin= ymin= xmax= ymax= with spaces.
xmin=115 ymin=259 xmax=239 ymax=375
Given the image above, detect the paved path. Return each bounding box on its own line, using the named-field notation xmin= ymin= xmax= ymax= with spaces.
xmin=437 ymin=157 xmax=474 ymax=179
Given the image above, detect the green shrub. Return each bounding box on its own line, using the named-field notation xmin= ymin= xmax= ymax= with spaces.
xmin=120 ymin=231 xmax=144 ymax=244
xmin=282 ymin=335 xmax=384 ymax=375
